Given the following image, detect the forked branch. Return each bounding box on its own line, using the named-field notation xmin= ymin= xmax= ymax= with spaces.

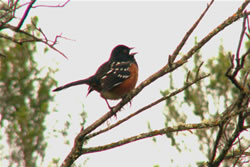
xmin=60 ymin=1 xmax=249 ymax=167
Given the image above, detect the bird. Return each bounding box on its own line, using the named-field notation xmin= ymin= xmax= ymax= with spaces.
xmin=53 ymin=44 xmax=138 ymax=109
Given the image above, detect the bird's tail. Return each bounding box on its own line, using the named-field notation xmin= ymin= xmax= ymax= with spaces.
xmin=53 ymin=78 xmax=91 ymax=92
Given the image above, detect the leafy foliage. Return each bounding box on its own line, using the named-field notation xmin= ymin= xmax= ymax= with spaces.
xmin=0 ymin=20 xmax=56 ymax=167
xmin=162 ymin=41 xmax=249 ymax=166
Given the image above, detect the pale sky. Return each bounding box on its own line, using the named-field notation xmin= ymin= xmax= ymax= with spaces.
xmin=3 ymin=1 xmax=248 ymax=167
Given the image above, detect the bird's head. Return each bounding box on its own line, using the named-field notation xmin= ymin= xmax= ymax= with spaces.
xmin=110 ymin=44 xmax=137 ymax=62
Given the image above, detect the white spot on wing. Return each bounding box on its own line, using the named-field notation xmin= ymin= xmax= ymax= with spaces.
xmin=101 ymin=75 xmax=107 ymax=80
xmin=113 ymin=82 xmax=122 ymax=87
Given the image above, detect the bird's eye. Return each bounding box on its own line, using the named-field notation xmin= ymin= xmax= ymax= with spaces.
xmin=123 ymin=49 xmax=128 ymax=54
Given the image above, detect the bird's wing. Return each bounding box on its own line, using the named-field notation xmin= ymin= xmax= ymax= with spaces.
xmin=100 ymin=61 xmax=131 ymax=91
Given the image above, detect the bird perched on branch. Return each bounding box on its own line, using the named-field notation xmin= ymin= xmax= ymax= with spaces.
xmin=53 ymin=44 xmax=138 ymax=109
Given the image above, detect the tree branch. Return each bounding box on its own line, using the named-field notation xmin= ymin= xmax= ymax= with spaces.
xmin=82 ymin=121 xmax=220 ymax=154
xmin=209 ymin=124 xmax=225 ymax=162
xmin=32 ymin=0 xmax=70 ymax=8
xmin=0 ymin=0 xmax=70 ymax=58
xmin=208 ymin=94 xmax=248 ymax=167
xmin=208 ymin=19 xmax=250 ymax=165
xmin=226 ymin=10 xmax=250 ymax=92
xmin=86 ymin=74 xmax=210 ymax=140
xmin=82 ymin=95 xmax=247 ymax=155
xmin=16 ymin=0 xmax=36 ymax=31
xmin=76 ymin=0 xmax=248 ymax=142
xmin=1 ymin=24 xmax=68 ymax=59
xmin=60 ymin=1 xmax=249 ymax=167
xmin=236 ymin=11 xmax=248 ymax=59
xmin=169 ymin=0 xmax=214 ymax=64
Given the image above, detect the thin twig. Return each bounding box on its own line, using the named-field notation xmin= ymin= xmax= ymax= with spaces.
xmin=186 ymin=71 xmax=191 ymax=83
xmin=208 ymin=100 xmax=246 ymax=167
xmin=83 ymin=120 xmax=221 ymax=154
xmin=0 ymin=0 xmax=70 ymax=58
xmin=16 ymin=0 xmax=36 ymax=31
xmin=32 ymin=0 xmax=70 ymax=8
xmin=169 ymin=0 xmax=214 ymax=64
xmin=236 ymin=11 xmax=247 ymax=59
xmin=195 ymin=62 xmax=204 ymax=80
xmin=60 ymin=2 xmax=249 ymax=167
xmin=86 ymin=74 xmax=210 ymax=140
xmin=82 ymin=96 xmax=247 ymax=155
xmin=185 ymin=10 xmax=249 ymax=61
xmin=225 ymin=11 xmax=250 ymax=92
xmin=2 ymin=24 xmax=68 ymax=59
xmin=209 ymin=124 xmax=225 ymax=162
xmin=208 ymin=91 xmax=249 ymax=167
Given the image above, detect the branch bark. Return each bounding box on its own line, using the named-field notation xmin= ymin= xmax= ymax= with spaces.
xmin=208 ymin=9 xmax=250 ymax=166
xmin=60 ymin=1 xmax=249 ymax=167
xmin=82 ymin=121 xmax=220 ymax=154
xmin=0 ymin=0 xmax=70 ymax=58
xmin=16 ymin=0 xmax=36 ymax=31
xmin=86 ymin=74 xmax=210 ymax=140
xmin=208 ymin=94 xmax=248 ymax=167
xmin=84 ymin=92 xmax=247 ymax=155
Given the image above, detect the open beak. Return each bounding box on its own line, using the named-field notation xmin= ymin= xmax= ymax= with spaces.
xmin=129 ymin=47 xmax=137 ymax=56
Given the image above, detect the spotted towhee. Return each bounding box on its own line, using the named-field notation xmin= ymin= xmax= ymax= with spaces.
xmin=53 ymin=44 xmax=138 ymax=109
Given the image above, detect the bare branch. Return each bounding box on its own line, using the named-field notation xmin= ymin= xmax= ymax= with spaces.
xmin=86 ymin=74 xmax=210 ymax=140
xmin=208 ymin=115 xmax=246 ymax=167
xmin=32 ymin=0 xmax=70 ymax=8
xmin=1 ymin=24 xmax=68 ymax=59
xmin=243 ymin=70 xmax=250 ymax=88
xmin=236 ymin=11 xmax=248 ymax=59
xmin=82 ymin=121 xmax=220 ymax=154
xmin=208 ymin=93 xmax=249 ymax=167
xmin=226 ymin=148 xmax=250 ymax=166
xmin=60 ymin=1 xmax=249 ymax=167
xmin=16 ymin=0 xmax=36 ymax=31
xmin=186 ymin=71 xmax=191 ymax=83
xmin=195 ymin=62 xmax=204 ymax=80
xmin=210 ymin=124 xmax=224 ymax=162
xmin=83 ymin=95 xmax=247 ymax=156
xmin=226 ymin=11 xmax=250 ymax=92
xmin=169 ymin=0 xmax=214 ymax=64
xmin=185 ymin=8 xmax=249 ymax=61
xmin=0 ymin=0 xmax=71 ymax=58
